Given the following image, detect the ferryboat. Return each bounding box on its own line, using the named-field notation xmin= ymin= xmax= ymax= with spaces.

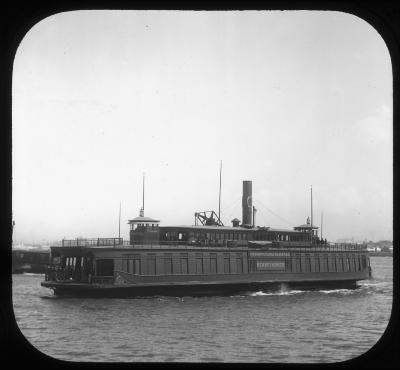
xmin=12 ymin=249 xmax=50 ymax=274
xmin=41 ymin=180 xmax=371 ymax=297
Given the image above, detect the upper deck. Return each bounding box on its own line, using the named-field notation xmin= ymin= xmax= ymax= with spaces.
xmin=54 ymin=237 xmax=368 ymax=253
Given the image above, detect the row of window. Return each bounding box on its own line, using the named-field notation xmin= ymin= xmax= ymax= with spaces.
xmin=160 ymin=230 xmax=309 ymax=242
xmin=247 ymin=253 xmax=368 ymax=273
xmin=161 ymin=231 xmax=251 ymax=242
xmin=292 ymin=254 xmax=366 ymax=273
xmin=255 ymin=233 xmax=307 ymax=242
xmin=120 ymin=252 xmax=245 ymax=275
xmin=130 ymin=223 xmax=159 ymax=231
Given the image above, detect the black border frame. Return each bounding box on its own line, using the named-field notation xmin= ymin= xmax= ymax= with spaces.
xmin=1 ymin=1 xmax=398 ymax=369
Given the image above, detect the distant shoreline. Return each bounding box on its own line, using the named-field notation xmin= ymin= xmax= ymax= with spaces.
xmin=369 ymin=252 xmax=393 ymax=257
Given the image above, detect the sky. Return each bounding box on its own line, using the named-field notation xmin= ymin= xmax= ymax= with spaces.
xmin=12 ymin=10 xmax=392 ymax=244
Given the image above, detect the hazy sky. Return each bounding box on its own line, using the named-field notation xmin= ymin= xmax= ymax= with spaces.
xmin=12 ymin=10 xmax=392 ymax=244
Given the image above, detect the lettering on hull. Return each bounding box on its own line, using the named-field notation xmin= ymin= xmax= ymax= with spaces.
xmin=256 ymin=261 xmax=286 ymax=271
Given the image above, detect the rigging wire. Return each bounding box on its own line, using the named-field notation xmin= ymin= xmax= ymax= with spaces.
xmin=255 ymin=198 xmax=295 ymax=227
xmin=223 ymin=195 xmax=242 ymax=223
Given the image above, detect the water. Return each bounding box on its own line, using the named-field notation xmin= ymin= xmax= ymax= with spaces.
xmin=12 ymin=257 xmax=392 ymax=362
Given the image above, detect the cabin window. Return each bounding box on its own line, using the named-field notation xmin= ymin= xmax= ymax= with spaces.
xmin=196 ymin=253 xmax=203 ymax=274
xmin=147 ymin=256 xmax=156 ymax=275
xmin=305 ymin=255 xmax=311 ymax=272
xmin=295 ymin=255 xmax=301 ymax=272
xmin=196 ymin=258 xmax=203 ymax=274
xmin=346 ymin=257 xmax=350 ymax=271
xmin=210 ymin=254 xmax=217 ymax=274
xmin=236 ymin=258 xmax=243 ymax=273
xmin=178 ymin=233 xmax=182 ymax=240
xmin=315 ymin=257 xmax=320 ymax=272
xmin=134 ymin=259 xmax=141 ymax=274
xmin=180 ymin=254 xmax=188 ymax=274
xmin=164 ymin=254 xmax=173 ymax=274
xmin=223 ymin=254 xmax=230 ymax=273
xmin=325 ymin=256 xmax=329 ymax=272
xmin=128 ymin=260 xmax=134 ymax=273
xmin=202 ymin=256 xmax=211 ymax=273
xmin=96 ymin=259 xmax=114 ymax=276
xmin=286 ymin=258 xmax=291 ymax=271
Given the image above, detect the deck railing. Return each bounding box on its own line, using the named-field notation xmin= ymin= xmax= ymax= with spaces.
xmin=56 ymin=238 xmax=367 ymax=252
xmin=60 ymin=238 xmax=130 ymax=247
xmin=263 ymin=242 xmax=368 ymax=252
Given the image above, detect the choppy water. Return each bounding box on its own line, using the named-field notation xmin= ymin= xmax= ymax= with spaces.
xmin=12 ymin=257 xmax=392 ymax=363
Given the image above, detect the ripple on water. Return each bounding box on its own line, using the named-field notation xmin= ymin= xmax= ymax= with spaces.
xmin=11 ymin=257 xmax=392 ymax=363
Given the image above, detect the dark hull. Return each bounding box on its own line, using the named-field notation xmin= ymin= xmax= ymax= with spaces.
xmin=41 ymin=279 xmax=361 ymax=298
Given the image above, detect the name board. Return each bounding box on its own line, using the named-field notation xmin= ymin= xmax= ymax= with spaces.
xmin=250 ymin=252 xmax=290 ymax=257
xmin=256 ymin=261 xmax=285 ymax=271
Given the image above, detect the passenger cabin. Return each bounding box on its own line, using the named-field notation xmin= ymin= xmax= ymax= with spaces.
xmin=128 ymin=216 xmax=317 ymax=247
xmin=128 ymin=207 xmax=160 ymax=245
xmin=294 ymin=217 xmax=319 ymax=243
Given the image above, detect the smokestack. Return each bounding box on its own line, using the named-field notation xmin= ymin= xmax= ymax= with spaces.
xmin=242 ymin=180 xmax=253 ymax=227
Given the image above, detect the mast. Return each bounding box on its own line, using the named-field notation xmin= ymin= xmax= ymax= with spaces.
xmin=311 ymin=185 xmax=313 ymax=237
xmin=118 ymin=201 xmax=121 ymax=239
xmin=321 ymin=211 xmax=323 ymax=240
xmin=143 ymin=173 xmax=145 ymax=213
xmin=218 ymin=160 xmax=222 ymax=222
xmin=139 ymin=173 xmax=145 ymax=217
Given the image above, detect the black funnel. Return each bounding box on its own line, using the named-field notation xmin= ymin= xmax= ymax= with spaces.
xmin=242 ymin=181 xmax=252 ymax=227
